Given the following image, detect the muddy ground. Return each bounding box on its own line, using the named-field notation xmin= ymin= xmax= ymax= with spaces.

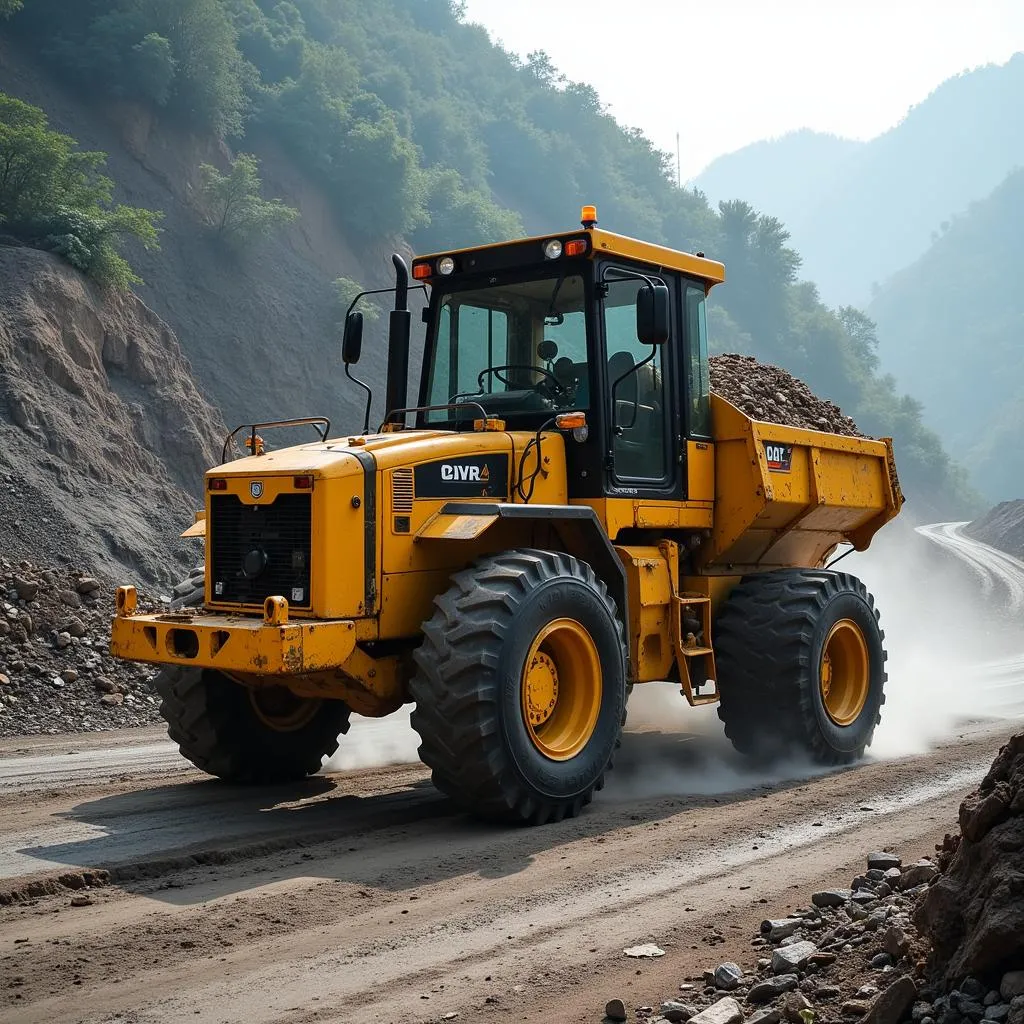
xmin=1 ymin=523 xmax=1023 ymax=1024
xmin=0 ymin=717 xmax=1017 ymax=1024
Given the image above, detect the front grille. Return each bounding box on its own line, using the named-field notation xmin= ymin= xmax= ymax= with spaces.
xmin=209 ymin=493 xmax=312 ymax=608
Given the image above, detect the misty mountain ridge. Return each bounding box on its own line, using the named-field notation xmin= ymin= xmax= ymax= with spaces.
xmin=695 ymin=53 xmax=1024 ymax=307
xmin=868 ymin=166 xmax=1024 ymax=501
xmin=692 ymin=128 xmax=864 ymax=236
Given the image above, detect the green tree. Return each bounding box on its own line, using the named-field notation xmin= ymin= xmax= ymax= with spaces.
xmin=0 ymin=94 xmax=162 ymax=288
xmin=0 ymin=0 xmax=22 ymax=18
xmin=0 ymin=95 xmax=107 ymax=218
xmin=414 ymin=167 xmax=523 ymax=251
xmin=199 ymin=152 xmax=298 ymax=245
xmin=334 ymin=276 xmax=380 ymax=325
xmin=14 ymin=0 xmax=247 ymax=137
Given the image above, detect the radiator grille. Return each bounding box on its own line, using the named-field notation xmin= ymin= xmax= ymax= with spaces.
xmin=391 ymin=468 xmax=414 ymax=515
xmin=209 ymin=493 xmax=312 ymax=608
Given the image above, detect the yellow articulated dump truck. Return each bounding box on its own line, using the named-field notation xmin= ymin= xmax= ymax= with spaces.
xmin=110 ymin=207 xmax=903 ymax=825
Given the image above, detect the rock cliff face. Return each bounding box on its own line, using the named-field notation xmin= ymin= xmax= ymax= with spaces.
xmin=915 ymin=732 xmax=1024 ymax=990
xmin=0 ymin=244 xmax=225 ymax=582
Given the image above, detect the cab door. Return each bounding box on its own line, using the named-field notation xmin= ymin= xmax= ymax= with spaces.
xmin=599 ymin=266 xmax=684 ymax=500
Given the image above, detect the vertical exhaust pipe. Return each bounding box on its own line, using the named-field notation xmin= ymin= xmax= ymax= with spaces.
xmin=384 ymin=254 xmax=411 ymax=426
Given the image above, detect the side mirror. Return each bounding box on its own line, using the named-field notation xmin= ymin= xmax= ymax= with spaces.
xmin=636 ymin=282 xmax=670 ymax=346
xmin=342 ymin=311 xmax=364 ymax=365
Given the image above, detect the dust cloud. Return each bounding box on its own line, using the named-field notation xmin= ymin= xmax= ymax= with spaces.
xmin=322 ymin=706 xmax=420 ymax=773
xmin=611 ymin=519 xmax=1024 ymax=800
xmin=850 ymin=520 xmax=1024 ymax=758
xmin=322 ymin=521 xmax=1024 ymax=789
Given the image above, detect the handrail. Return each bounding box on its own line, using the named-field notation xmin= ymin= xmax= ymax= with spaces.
xmin=378 ymin=402 xmax=488 ymax=433
xmin=221 ymin=416 xmax=331 ymax=463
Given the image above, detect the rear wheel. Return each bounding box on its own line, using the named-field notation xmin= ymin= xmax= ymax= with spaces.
xmin=409 ymin=549 xmax=627 ymax=825
xmin=714 ymin=569 xmax=886 ymax=764
xmin=154 ymin=566 xmax=350 ymax=783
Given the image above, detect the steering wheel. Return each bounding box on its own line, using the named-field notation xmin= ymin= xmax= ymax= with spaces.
xmin=478 ymin=364 xmax=566 ymax=396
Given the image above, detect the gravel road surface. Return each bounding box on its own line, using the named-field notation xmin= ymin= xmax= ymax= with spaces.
xmin=0 ymin=524 xmax=1022 ymax=1023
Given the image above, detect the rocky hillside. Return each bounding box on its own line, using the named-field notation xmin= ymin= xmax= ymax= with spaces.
xmin=0 ymin=36 xmax=401 ymax=436
xmin=964 ymin=502 xmax=1024 ymax=560
xmin=0 ymin=558 xmax=164 ymax=737
xmin=0 ymin=244 xmax=223 ymax=583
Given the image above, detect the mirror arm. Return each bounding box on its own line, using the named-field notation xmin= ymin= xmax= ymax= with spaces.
xmin=345 ymin=283 xmax=428 ymax=321
xmin=345 ymin=362 xmax=373 ymax=434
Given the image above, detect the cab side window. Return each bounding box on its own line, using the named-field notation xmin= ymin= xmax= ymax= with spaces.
xmin=684 ymin=284 xmax=711 ymax=438
xmin=604 ymin=276 xmax=668 ymax=481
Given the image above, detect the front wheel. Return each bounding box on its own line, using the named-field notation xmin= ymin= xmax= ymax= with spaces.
xmin=156 ymin=667 xmax=351 ymax=783
xmin=409 ymin=549 xmax=628 ymax=825
xmin=714 ymin=569 xmax=886 ymax=764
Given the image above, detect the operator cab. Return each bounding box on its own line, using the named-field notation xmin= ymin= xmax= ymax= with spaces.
xmin=350 ymin=207 xmax=726 ymax=501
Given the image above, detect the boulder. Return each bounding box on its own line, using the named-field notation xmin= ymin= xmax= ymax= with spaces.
xmin=606 ymin=998 xmax=627 ymax=1022
xmin=863 ymin=978 xmax=918 ymax=1024
xmin=868 ymin=853 xmax=903 ymax=871
xmin=661 ymin=1002 xmax=698 ymax=1023
xmin=748 ymin=976 xmax=800 ymax=1004
xmin=689 ymin=997 xmax=743 ymax=1024
xmin=772 ymin=941 xmax=818 ymax=973
xmin=812 ymin=890 xmax=852 ymax=908
xmin=714 ymin=964 xmax=744 ymax=991
xmin=1003 ymin=975 xmax=1024 ymax=1002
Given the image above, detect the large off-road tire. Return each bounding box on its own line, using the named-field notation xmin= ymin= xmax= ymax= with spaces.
xmin=169 ymin=563 xmax=205 ymax=610
xmin=409 ymin=549 xmax=628 ymax=825
xmin=155 ymin=668 xmax=351 ymax=783
xmin=154 ymin=567 xmax=350 ymax=783
xmin=714 ymin=569 xmax=886 ymax=765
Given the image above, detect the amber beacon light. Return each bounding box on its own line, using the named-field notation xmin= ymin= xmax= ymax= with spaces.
xmin=581 ymin=204 xmax=597 ymax=228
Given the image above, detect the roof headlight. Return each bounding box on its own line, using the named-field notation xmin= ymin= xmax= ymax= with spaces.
xmin=437 ymin=256 xmax=456 ymax=275
xmin=543 ymin=239 xmax=563 ymax=260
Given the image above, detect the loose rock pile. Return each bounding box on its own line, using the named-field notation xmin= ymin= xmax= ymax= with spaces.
xmin=0 ymin=558 xmax=165 ymax=736
xmin=606 ymin=734 xmax=1024 ymax=1024
xmin=607 ymin=850 xmax=939 ymax=1024
xmin=916 ymin=733 xmax=1024 ymax=989
xmin=709 ymin=354 xmax=863 ymax=437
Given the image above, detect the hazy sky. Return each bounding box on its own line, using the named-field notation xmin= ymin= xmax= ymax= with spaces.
xmin=461 ymin=0 xmax=1024 ymax=181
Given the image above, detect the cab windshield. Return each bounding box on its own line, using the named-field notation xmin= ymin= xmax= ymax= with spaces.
xmin=424 ymin=274 xmax=588 ymax=424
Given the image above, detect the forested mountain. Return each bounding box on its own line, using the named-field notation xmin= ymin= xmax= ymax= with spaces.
xmin=0 ymin=0 xmax=977 ymax=514
xmin=693 ymin=129 xmax=863 ymax=240
xmin=868 ymin=168 xmax=1024 ymax=501
xmin=695 ymin=55 xmax=1024 ymax=307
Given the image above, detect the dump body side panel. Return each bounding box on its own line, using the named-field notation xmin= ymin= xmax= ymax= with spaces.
xmin=701 ymin=395 xmax=903 ymax=574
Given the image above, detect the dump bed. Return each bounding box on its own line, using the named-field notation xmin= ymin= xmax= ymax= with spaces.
xmin=700 ymin=395 xmax=904 ymax=574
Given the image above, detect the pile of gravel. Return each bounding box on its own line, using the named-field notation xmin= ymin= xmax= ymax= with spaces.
xmin=709 ymin=354 xmax=863 ymax=437
xmin=0 ymin=558 xmax=166 ymax=737
xmin=606 ymin=849 xmax=939 ymax=1024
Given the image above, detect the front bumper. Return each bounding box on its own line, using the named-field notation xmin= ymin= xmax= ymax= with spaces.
xmin=110 ymin=606 xmax=357 ymax=675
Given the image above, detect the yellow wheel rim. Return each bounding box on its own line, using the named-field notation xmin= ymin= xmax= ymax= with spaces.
xmin=248 ymin=686 xmax=322 ymax=733
xmin=520 ymin=618 xmax=602 ymax=761
xmin=820 ymin=619 xmax=870 ymax=727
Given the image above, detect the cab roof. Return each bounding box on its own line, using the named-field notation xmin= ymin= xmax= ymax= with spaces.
xmin=415 ymin=224 xmax=726 ymax=287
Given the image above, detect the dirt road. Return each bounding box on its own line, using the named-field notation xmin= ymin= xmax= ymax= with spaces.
xmin=0 ymin=523 xmax=1021 ymax=1024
